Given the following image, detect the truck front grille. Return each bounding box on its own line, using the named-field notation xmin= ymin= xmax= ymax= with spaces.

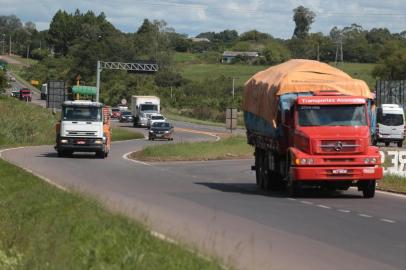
xmin=67 ymin=131 xmax=97 ymax=137
xmin=320 ymin=140 xmax=360 ymax=153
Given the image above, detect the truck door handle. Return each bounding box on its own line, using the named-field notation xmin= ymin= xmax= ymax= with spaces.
xmin=72 ymin=121 xmax=78 ymax=124
xmin=86 ymin=122 xmax=92 ymax=124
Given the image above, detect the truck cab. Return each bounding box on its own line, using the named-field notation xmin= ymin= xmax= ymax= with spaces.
xmin=55 ymin=100 xmax=110 ymax=158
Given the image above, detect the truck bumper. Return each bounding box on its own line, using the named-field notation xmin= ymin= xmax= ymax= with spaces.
xmin=292 ymin=166 xmax=383 ymax=181
xmin=55 ymin=137 xmax=105 ymax=153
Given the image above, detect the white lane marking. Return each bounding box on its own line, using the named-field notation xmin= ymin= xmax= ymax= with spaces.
xmin=0 ymin=147 xmax=68 ymax=192
xmin=0 ymin=147 xmax=25 ymax=157
xmin=358 ymin=213 xmax=372 ymax=218
xmin=380 ymin=218 xmax=396 ymax=224
xmin=122 ymin=151 xmax=152 ymax=166
xmin=300 ymin=200 xmax=314 ymax=205
xmin=287 ymin=198 xmax=297 ymax=201
xmin=317 ymin=204 xmax=332 ymax=209
xmin=350 ymin=187 xmax=406 ymax=199
xmin=338 ymin=209 xmax=351 ymax=213
xmin=150 ymin=231 xmax=177 ymax=244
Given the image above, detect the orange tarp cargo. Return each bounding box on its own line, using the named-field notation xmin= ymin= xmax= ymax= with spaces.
xmin=243 ymin=59 xmax=372 ymax=124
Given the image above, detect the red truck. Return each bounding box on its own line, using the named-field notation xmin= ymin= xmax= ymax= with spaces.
xmin=243 ymin=60 xmax=383 ymax=198
xmin=19 ymin=88 xmax=32 ymax=102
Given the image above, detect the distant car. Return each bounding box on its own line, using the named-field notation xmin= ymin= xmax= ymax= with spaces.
xmin=11 ymin=90 xmax=20 ymax=98
xmin=111 ymin=108 xmax=121 ymax=119
xmin=19 ymin=88 xmax=32 ymax=102
xmin=149 ymin=122 xmax=174 ymax=141
xmin=119 ymin=111 xmax=133 ymax=123
xmin=9 ymin=76 xmax=16 ymax=82
xmin=147 ymin=114 xmax=166 ymax=128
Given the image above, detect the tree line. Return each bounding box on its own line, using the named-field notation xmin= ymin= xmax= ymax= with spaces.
xmin=1 ymin=7 xmax=405 ymax=121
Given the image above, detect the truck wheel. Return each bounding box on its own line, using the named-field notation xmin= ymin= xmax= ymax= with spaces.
xmin=397 ymin=141 xmax=403 ymax=148
xmin=385 ymin=142 xmax=390 ymax=147
xmin=255 ymin=149 xmax=264 ymax=189
xmin=286 ymin=162 xmax=300 ymax=197
xmin=362 ymin=180 xmax=376 ymax=198
xmin=57 ymin=150 xmax=64 ymax=157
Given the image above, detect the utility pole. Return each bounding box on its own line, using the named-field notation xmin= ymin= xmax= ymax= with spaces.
xmin=232 ymin=77 xmax=235 ymax=100
xmin=9 ymin=35 xmax=11 ymax=55
xmin=26 ymin=44 xmax=30 ymax=59
xmin=1 ymin=34 xmax=5 ymax=55
xmin=96 ymin=60 xmax=101 ymax=102
xmin=317 ymin=43 xmax=320 ymax=61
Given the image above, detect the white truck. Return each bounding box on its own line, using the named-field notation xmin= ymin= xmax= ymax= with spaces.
xmin=55 ymin=100 xmax=111 ymax=158
xmin=131 ymin=95 xmax=160 ymax=127
xmin=40 ymin=83 xmax=47 ymax=100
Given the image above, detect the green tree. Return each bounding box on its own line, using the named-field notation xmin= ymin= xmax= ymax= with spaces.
xmin=373 ymin=42 xmax=406 ymax=80
xmin=292 ymin=6 xmax=316 ymax=39
xmin=263 ymin=40 xmax=291 ymax=64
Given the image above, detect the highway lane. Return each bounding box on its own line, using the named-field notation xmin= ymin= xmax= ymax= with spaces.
xmin=2 ymin=129 xmax=406 ymax=270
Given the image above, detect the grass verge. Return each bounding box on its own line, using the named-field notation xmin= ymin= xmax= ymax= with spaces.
xmin=0 ymin=159 xmax=222 ymax=270
xmin=0 ymin=96 xmax=57 ymax=147
xmin=111 ymin=127 xmax=144 ymax=141
xmin=132 ymin=136 xmax=253 ymax=161
xmin=379 ymin=174 xmax=406 ymax=194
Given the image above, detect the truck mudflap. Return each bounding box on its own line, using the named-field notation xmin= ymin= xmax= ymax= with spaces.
xmin=291 ymin=166 xmax=383 ymax=181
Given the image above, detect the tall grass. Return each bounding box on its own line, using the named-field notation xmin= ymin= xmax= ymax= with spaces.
xmin=133 ymin=136 xmax=253 ymax=161
xmin=0 ymin=96 xmax=57 ymax=146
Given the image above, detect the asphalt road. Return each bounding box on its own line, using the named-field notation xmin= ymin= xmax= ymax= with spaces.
xmin=1 ymin=121 xmax=406 ymax=270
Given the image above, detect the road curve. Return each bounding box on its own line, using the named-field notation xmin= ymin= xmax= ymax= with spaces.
xmin=2 ymin=124 xmax=406 ymax=270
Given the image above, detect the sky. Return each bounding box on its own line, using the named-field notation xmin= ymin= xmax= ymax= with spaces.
xmin=1 ymin=0 xmax=406 ymax=38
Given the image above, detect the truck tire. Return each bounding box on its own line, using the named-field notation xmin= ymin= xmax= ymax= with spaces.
xmin=57 ymin=150 xmax=64 ymax=157
xmin=385 ymin=142 xmax=390 ymax=147
xmin=361 ymin=180 xmax=376 ymax=198
xmin=397 ymin=141 xmax=403 ymax=148
xmin=255 ymin=149 xmax=265 ymax=189
xmin=286 ymin=158 xmax=300 ymax=197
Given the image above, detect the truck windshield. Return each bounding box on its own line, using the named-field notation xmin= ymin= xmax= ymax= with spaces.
xmin=378 ymin=114 xmax=404 ymax=126
xmin=62 ymin=106 xmax=102 ymax=122
xmin=140 ymin=104 xmax=158 ymax=111
xmin=298 ymin=105 xmax=367 ymax=126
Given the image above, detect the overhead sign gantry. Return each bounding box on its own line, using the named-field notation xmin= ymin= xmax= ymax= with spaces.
xmin=95 ymin=60 xmax=158 ymax=102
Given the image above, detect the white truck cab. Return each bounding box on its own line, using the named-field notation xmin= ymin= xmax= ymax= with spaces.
xmin=55 ymin=100 xmax=110 ymax=157
xmin=373 ymin=104 xmax=405 ymax=147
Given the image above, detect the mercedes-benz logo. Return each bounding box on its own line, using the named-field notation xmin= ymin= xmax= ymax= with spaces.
xmin=334 ymin=141 xmax=343 ymax=151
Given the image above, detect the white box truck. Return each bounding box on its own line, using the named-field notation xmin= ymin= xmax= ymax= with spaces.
xmin=131 ymin=95 xmax=160 ymax=127
xmin=40 ymin=83 xmax=47 ymax=100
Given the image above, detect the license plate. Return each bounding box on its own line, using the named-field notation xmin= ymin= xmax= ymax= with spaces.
xmin=332 ymin=169 xmax=347 ymax=174
xmin=76 ymin=140 xmax=86 ymax=145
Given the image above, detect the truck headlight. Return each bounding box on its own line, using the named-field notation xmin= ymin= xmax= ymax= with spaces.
xmin=364 ymin=158 xmax=376 ymax=164
xmin=95 ymin=139 xmax=104 ymax=144
xmin=295 ymin=158 xmax=314 ymax=165
xmin=60 ymin=139 xmax=68 ymax=144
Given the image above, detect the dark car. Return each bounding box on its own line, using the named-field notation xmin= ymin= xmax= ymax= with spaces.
xmin=11 ymin=90 xmax=20 ymax=98
xmin=148 ymin=122 xmax=174 ymax=141
xmin=111 ymin=108 xmax=121 ymax=119
xmin=119 ymin=111 xmax=133 ymax=123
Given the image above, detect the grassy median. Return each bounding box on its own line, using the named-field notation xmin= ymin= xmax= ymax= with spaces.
xmin=111 ymin=127 xmax=144 ymax=141
xmin=132 ymin=135 xmax=253 ymax=161
xmin=0 ymin=159 xmax=221 ymax=270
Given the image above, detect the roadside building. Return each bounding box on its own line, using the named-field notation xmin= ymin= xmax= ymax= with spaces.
xmin=222 ymin=51 xmax=260 ymax=64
